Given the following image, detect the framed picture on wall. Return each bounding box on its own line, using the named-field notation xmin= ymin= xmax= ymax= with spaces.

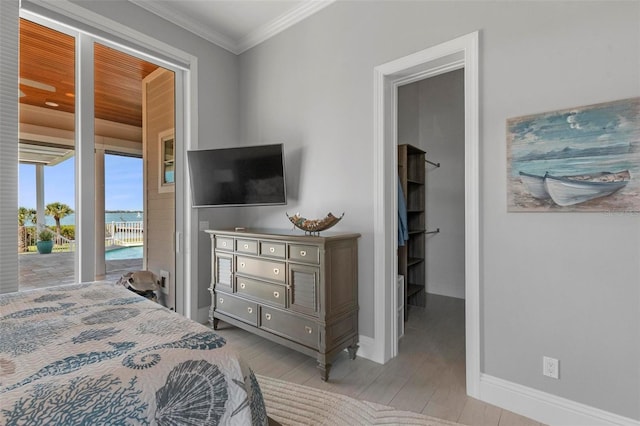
xmin=507 ymin=97 xmax=640 ymax=212
xmin=159 ymin=129 xmax=174 ymax=193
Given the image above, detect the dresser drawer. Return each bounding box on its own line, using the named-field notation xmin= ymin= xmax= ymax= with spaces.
xmin=236 ymin=276 xmax=286 ymax=308
xmin=259 ymin=241 xmax=286 ymax=259
xmin=236 ymin=239 xmax=258 ymax=255
xmin=215 ymin=293 xmax=258 ymax=326
xmin=236 ymin=256 xmax=286 ymax=283
xmin=260 ymin=307 xmax=319 ymax=349
xmin=215 ymin=237 xmax=234 ymax=251
xmin=288 ymin=244 xmax=319 ymax=264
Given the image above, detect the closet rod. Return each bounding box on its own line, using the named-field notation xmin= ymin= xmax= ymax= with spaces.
xmin=425 ymin=228 xmax=440 ymax=235
xmin=426 ymin=159 xmax=441 ymax=168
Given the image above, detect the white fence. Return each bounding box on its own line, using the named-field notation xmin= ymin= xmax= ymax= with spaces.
xmin=106 ymin=221 xmax=144 ymax=247
xmin=20 ymin=221 xmax=143 ymax=252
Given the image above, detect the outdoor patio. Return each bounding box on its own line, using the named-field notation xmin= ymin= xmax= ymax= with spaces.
xmin=18 ymin=251 xmax=143 ymax=291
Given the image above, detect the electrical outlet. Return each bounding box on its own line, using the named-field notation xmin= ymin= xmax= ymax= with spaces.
xmin=159 ymin=270 xmax=169 ymax=295
xmin=543 ymin=356 xmax=559 ymax=379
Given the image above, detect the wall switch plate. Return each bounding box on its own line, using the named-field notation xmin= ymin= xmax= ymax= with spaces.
xmin=199 ymin=221 xmax=209 ymax=231
xmin=159 ymin=270 xmax=169 ymax=295
xmin=543 ymin=356 xmax=559 ymax=379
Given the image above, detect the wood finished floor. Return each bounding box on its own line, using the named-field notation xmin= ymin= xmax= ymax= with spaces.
xmin=213 ymin=294 xmax=544 ymax=426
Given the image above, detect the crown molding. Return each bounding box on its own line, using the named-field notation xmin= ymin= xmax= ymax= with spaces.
xmin=236 ymin=1 xmax=335 ymax=54
xmin=129 ymin=0 xmax=237 ymax=54
xmin=129 ymin=0 xmax=335 ymax=55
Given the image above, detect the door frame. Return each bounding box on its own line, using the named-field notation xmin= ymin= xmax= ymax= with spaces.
xmin=19 ymin=0 xmax=199 ymax=319
xmin=372 ymin=31 xmax=480 ymax=397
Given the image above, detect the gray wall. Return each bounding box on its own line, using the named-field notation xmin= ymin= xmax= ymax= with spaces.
xmin=236 ymin=1 xmax=640 ymax=420
xmin=398 ymin=71 xmax=466 ymax=300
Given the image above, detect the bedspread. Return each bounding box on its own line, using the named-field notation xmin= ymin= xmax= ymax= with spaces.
xmin=0 ymin=282 xmax=267 ymax=425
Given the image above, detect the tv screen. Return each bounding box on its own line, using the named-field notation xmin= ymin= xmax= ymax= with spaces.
xmin=187 ymin=143 xmax=287 ymax=207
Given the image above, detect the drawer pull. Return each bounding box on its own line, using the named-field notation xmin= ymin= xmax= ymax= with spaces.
xmin=273 ymin=291 xmax=280 ymax=299
xmin=269 ymin=247 xmax=275 ymax=253
xmin=265 ymin=313 xmax=272 ymax=321
xmin=273 ymin=268 xmax=280 ymax=275
xmin=305 ymin=326 xmax=313 ymax=334
xmin=300 ymin=250 xmax=307 ymax=257
xmin=243 ymin=243 xmax=249 ymax=249
xmin=222 ymin=241 xmax=227 ymax=247
xmin=239 ymin=262 xmax=246 ymax=268
xmin=219 ymin=297 xmax=224 ymax=304
xmin=240 ymin=282 xmax=246 ymax=289
xmin=247 ymin=307 xmax=253 ymax=314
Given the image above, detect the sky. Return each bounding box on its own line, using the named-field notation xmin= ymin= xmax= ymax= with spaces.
xmin=19 ymin=154 xmax=143 ymax=211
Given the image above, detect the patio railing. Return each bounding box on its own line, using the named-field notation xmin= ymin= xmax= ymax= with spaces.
xmin=20 ymin=220 xmax=143 ymax=252
xmin=54 ymin=233 xmax=76 ymax=251
xmin=106 ymin=221 xmax=144 ymax=246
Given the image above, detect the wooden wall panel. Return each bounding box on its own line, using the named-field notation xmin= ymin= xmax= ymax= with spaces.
xmin=143 ymin=69 xmax=175 ymax=309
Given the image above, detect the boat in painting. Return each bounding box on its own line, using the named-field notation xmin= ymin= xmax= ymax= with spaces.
xmin=519 ymin=170 xmax=631 ymax=206
xmin=544 ymin=170 xmax=630 ymax=206
xmin=519 ymin=172 xmax=551 ymax=200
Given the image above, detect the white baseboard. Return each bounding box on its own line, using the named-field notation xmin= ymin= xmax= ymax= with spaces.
xmin=480 ymin=374 xmax=640 ymax=426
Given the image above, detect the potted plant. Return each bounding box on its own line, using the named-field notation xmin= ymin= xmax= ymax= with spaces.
xmin=36 ymin=229 xmax=55 ymax=254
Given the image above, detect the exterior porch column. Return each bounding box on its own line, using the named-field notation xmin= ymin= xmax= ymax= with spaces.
xmin=36 ymin=164 xmax=45 ymax=232
xmin=95 ymin=149 xmax=105 ymax=278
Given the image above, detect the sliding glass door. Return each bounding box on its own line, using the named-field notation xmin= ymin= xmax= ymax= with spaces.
xmin=18 ymin=18 xmax=78 ymax=290
xmin=3 ymin=3 xmax=189 ymax=317
xmin=15 ymin=17 xmax=177 ymax=312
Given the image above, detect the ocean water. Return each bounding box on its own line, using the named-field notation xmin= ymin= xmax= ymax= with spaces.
xmin=26 ymin=211 xmax=143 ymax=227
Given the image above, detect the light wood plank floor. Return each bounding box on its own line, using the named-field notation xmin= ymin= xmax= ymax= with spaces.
xmin=213 ymin=294 xmax=544 ymax=426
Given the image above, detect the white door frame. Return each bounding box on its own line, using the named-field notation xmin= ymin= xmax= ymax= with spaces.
xmin=20 ymin=0 xmax=199 ymax=320
xmin=372 ymin=31 xmax=480 ymax=397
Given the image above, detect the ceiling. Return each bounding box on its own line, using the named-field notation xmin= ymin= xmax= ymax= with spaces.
xmin=129 ymin=0 xmax=335 ymax=54
xmin=20 ymin=19 xmax=160 ymax=128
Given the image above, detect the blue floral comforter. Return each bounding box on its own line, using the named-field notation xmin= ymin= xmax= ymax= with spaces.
xmin=0 ymin=282 xmax=267 ymax=425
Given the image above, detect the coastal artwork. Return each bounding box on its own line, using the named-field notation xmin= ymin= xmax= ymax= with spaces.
xmin=507 ymin=97 xmax=640 ymax=212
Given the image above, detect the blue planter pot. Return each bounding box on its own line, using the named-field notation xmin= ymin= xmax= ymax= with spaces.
xmin=36 ymin=240 xmax=54 ymax=254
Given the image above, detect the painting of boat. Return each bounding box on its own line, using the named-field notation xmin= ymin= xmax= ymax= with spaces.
xmin=507 ymin=97 xmax=640 ymax=212
xmin=519 ymin=170 xmax=630 ymax=206
xmin=543 ymin=170 xmax=630 ymax=207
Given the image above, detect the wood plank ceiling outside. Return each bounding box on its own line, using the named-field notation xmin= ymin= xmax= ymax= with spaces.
xmin=19 ymin=19 xmax=160 ymax=128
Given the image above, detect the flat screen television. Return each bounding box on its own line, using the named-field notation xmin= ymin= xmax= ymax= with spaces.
xmin=187 ymin=143 xmax=287 ymax=207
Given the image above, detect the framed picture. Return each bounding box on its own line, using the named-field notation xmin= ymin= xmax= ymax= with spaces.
xmin=507 ymin=97 xmax=640 ymax=212
xmin=158 ymin=129 xmax=174 ymax=193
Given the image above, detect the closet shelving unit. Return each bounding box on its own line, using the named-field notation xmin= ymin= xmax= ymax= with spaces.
xmin=397 ymin=144 xmax=426 ymax=320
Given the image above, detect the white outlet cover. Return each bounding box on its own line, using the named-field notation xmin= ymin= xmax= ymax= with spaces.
xmin=543 ymin=356 xmax=559 ymax=379
xmin=199 ymin=221 xmax=209 ymax=231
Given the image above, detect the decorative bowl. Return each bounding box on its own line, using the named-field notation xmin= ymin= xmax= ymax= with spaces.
xmin=286 ymin=212 xmax=344 ymax=235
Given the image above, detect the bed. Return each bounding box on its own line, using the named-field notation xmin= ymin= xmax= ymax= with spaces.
xmin=0 ymin=281 xmax=267 ymax=425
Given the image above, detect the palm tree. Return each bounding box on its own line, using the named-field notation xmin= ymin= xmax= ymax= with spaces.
xmin=18 ymin=207 xmax=36 ymax=253
xmin=45 ymin=202 xmax=74 ymax=237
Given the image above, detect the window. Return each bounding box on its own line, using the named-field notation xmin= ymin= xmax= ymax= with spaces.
xmin=159 ymin=129 xmax=174 ymax=192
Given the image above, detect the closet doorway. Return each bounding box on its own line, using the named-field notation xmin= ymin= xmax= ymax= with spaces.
xmin=397 ymin=69 xmax=466 ymax=321
xmin=372 ymin=31 xmax=479 ymax=397
xmin=394 ymin=70 xmax=468 ymax=412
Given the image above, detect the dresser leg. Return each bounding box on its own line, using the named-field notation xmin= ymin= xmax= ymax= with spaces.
xmin=317 ymin=362 xmax=331 ymax=381
xmin=213 ymin=318 xmax=220 ymax=330
xmin=347 ymin=343 xmax=359 ymax=360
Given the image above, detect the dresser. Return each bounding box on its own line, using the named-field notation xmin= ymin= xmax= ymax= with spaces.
xmin=206 ymin=228 xmax=360 ymax=381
